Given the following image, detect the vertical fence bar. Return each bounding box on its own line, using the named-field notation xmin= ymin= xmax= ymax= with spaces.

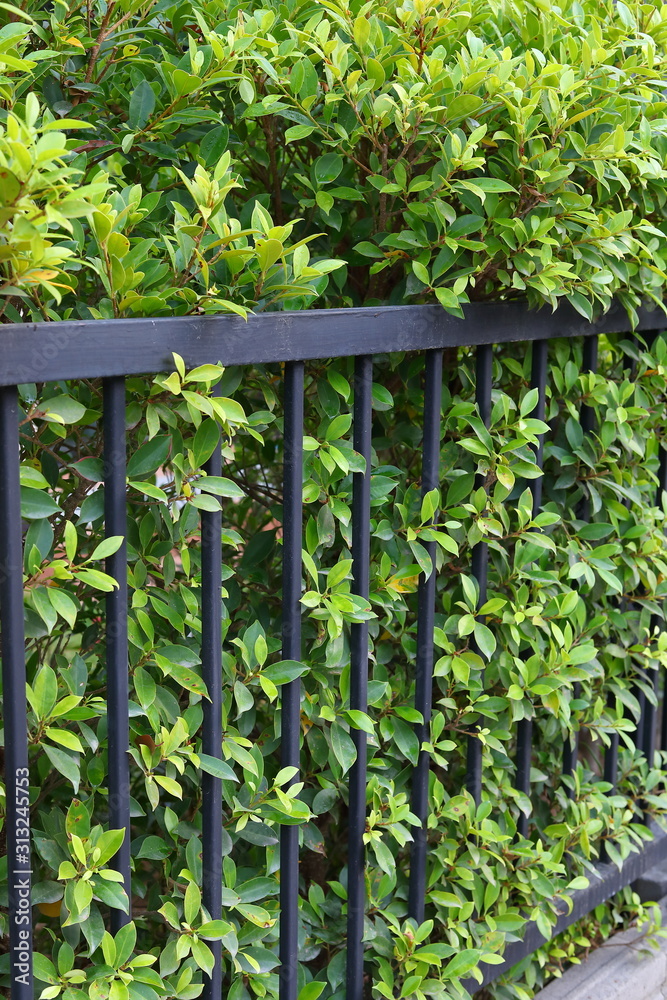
xmin=201 ymin=386 xmax=223 ymax=1000
xmin=529 ymin=339 xmax=548 ymax=510
xmin=603 ymin=703 xmax=619 ymax=791
xmin=645 ymin=434 xmax=667 ymax=760
xmin=562 ymin=696 xmax=581 ymax=785
xmin=0 ymin=386 xmax=33 ymax=1000
xmin=563 ymin=335 xmax=598 ymax=791
xmin=591 ymin=334 xmax=623 ymax=809
xmin=347 ymin=355 xmax=373 ymax=1000
xmin=279 ymin=362 xmax=305 ymax=1000
xmin=600 ymin=690 xmax=620 ymax=862
xmin=639 ymin=332 xmax=663 ymax=760
xmin=466 ymin=344 xmax=493 ymax=805
xmin=580 ymin=334 xmax=598 ymax=437
xmin=515 ymin=339 xmax=548 ymax=839
xmin=103 ymin=376 xmax=131 ymax=930
xmin=408 ymin=349 xmax=443 ymax=924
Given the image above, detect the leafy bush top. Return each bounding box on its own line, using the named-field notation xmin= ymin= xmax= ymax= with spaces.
xmin=3 ymin=0 xmax=667 ymax=321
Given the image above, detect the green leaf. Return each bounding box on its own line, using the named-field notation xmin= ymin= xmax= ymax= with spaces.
xmin=298 ymin=984 xmax=326 ymax=1000
xmin=353 ymin=14 xmax=370 ymax=49
xmin=34 ymin=955 xmax=58 ymax=984
xmin=447 ymin=474 xmax=474 ymax=506
xmin=154 ymin=774 xmax=183 ymax=798
xmin=129 ymin=79 xmax=156 ymax=129
xmin=371 ymin=384 xmax=393 ymax=411
xmin=74 ymin=568 xmax=119 ymax=592
xmin=156 ymin=644 xmax=201 ymax=666
xmin=129 ymin=481 xmax=168 ymax=501
xmin=327 ymin=559 xmax=353 ymax=589
xmin=20 ymin=465 xmax=50 ymax=488
xmin=189 ymin=493 xmax=221 ymax=512
xmin=155 ymin=657 xmax=210 ymax=699
xmin=239 ymin=78 xmax=255 ymax=105
xmin=520 ymin=387 xmax=539 ymax=416
xmin=115 ymin=921 xmax=137 ymax=968
xmin=262 ymin=660 xmax=309 ymax=685
xmin=41 ymin=395 xmax=87 ymax=424
xmin=185 ymin=364 xmax=223 ymax=382
xmin=193 ymin=420 xmax=220 ymax=468
xmin=198 ymin=919 xmax=236 ymax=940
xmin=256 ymin=238 xmax=284 ymax=271
xmin=461 ymin=574 xmax=479 ymax=610
xmin=20 ymin=487 xmax=60 ymax=519
xmin=470 ymin=177 xmax=517 ymax=193
xmin=412 ymin=261 xmax=430 ymax=286
xmin=435 ymin=287 xmax=463 ymax=317
xmin=198 ymin=753 xmax=239 ymax=782
xmin=355 ymin=241 xmax=383 ymax=258
xmin=446 ymin=95 xmax=484 ymax=120
xmin=314 ymin=153 xmax=343 ymax=185
xmin=344 ymin=710 xmax=375 ymax=733
xmin=443 ymin=949 xmax=480 ymax=979
xmin=45 ymin=727 xmax=84 ymax=752
xmin=191 ymin=937 xmax=215 ymax=975
xmin=390 ymin=717 xmax=420 ymax=765
xmin=64 ymin=520 xmax=78 ymax=562
xmin=134 ymin=664 xmax=156 ymax=705
xmin=473 ymin=622 xmax=496 ymax=659
xmin=72 ymin=457 xmax=105 ymax=482
xmin=325 ymin=414 xmax=352 ymax=441
xmin=316 ymin=191 xmax=334 ymax=215
xmin=198 ymin=476 xmax=245 ymax=497
xmin=126 ymin=436 xmax=170 ymax=480
xmin=184 ymin=879 xmax=201 ymax=924
xmin=172 ymin=69 xmax=200 ymax=97
xmin=30 ymin=884 xmax=64 ymax=906
xmin=91 ymin=877 xmax=129 ymax=913
xmin=330 ymin=722 xmax=357 ymax=774
xmin=90 ymin=535 xmax=124 ymax=561
xmin=95 ymin=828 xmax=126 ymax=866
xmin=136 ymin=836 xmax=171 ymax=859
xmin=213 ymin=396 xmax=247 ymax=424
xmin=578 ymin=522 xmax=614 ymax=540
xmin=285 ymin=124 xmax=315 ymax=142
xmin=199 ymin=124 xmax=230 ymax=166
xmin=367 ymin=57 xmax=385 ymax=88
xmin=43 ymin=744 xmax=80 ymax=792
xmin=28 ymin=665 xmax=58 ymax=719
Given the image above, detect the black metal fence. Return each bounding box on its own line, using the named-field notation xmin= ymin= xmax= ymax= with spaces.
xmin=2 ymin=300 xmax=667 ymax=1000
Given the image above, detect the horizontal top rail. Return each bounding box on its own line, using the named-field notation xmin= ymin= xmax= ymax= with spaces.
xmin=0 ymin=300 xmax=661 ymax=385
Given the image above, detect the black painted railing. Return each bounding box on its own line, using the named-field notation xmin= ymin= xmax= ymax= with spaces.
xmin=2 ymin=300 xmax=667 ymax=1000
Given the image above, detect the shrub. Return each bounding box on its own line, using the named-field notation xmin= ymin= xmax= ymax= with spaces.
xmin=4 ymin=0 xmax=667 ymax=321
xmin=4 ymin=3 xmax=667 ymax=1000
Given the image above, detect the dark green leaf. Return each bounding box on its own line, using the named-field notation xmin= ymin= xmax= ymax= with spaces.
xmin=128 ymin=80 xmax=156 ymax=129
xmin=126 ymin=436 xmax=170 ymax=480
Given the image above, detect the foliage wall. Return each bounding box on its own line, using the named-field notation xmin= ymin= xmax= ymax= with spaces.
xmin=4 ymin=2 xmax=667 ymax=1000
xmin=7 ymin=331 xmax=667 ymax=1000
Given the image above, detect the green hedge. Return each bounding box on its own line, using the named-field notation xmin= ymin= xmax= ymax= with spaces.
xmin=3 ymin=0 xmax=667 ymax=321
xmin=4 ymin=2 xmax=667 ymax=1000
